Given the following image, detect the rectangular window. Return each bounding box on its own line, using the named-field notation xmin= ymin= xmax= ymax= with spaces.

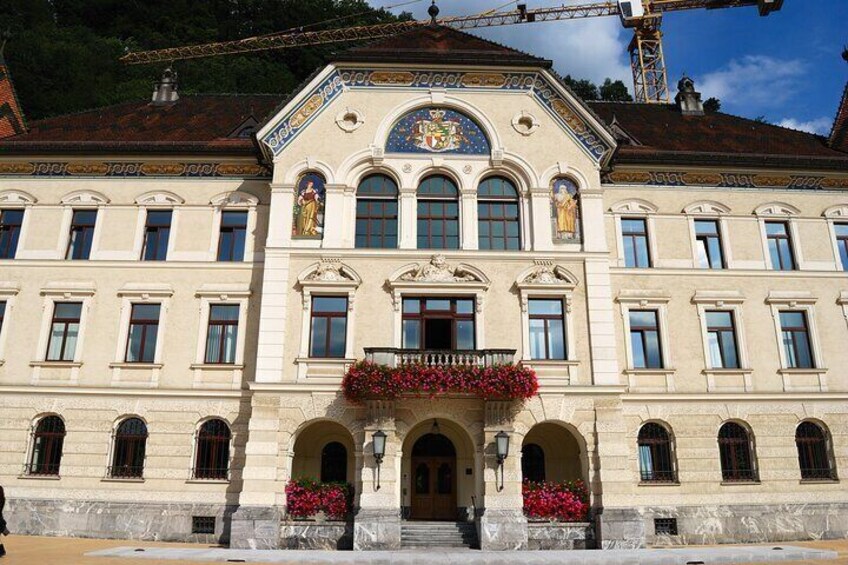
xmin=834 ymin=223 xmax=848 ymax=271
xmin=417 ymin=201 xmax=460 ymax=250
xmin=629 ymin=310 xmax=663 ymax=369
xmin=694 ymin=219 xmax=725 ymax=269
xmin=356 ymin=200 xmax=398 ymax=249
xmin=402 ymin=297 xmax=475 ymax=350
xmin=528 ymin=299 xmax=566 ymax=360
xmin=205 ymin=305 xmax=239 ymax=364
xmin=309 ymin=297 xmax=348 ymax=358
xmin=765 ymin=221 xmax=795 ymax=271
xmin=46 ymin=302 xmax=82 ymax=361
xmin=705 ymin=311 xmax=739 ymax=369
xmin=217 ymin=211 xmax=248 ymax=261
xmin=779 ymin=311 xmax=814 ymax=369
xmin=66 ymin=209 xmax=97 ymax=260
xmin=621 ymin=217 xmax=651 ymax=268
xmin=478 ymin=201 xmax=520 ymax=250
xmin=0 ymin=209 xmax=24 ymax=259
xmin=125 ymin=304 xmax=161 ymax=363
xmin=141 ymin=210 xmax=172 ymax=261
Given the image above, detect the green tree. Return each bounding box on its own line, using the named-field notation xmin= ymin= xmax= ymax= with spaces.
xmin=562 ymin=74 xmax=599 ymax=101
xmin=703 ymin=97 xmax=721 ymax=113
xmin=599 ymin=78 xmax=632 ymax=102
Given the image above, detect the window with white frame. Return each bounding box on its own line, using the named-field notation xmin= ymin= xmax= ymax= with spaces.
xmin=113 ymin=285 xmax=172 ymax=367
xmin=528 ymin=299 xmax=566 ymax=360
xmin=683 ymin=201 xmax=732 ymax=269
xmin=611 ymin=200 xmax=658 ymax=268
xmin=692 ymin=291 xmax=749 ymax=375
xmin=66 ymin=210 xmax=97 ymax=260
xmin=210 ymin=192 xmax=258 ymax=263
xmin=823 ymin=206 xmax=848 ymax=272
xmin=297 ymin=261 xmax=360 ymax=363
xmin=0 ymin=283 xmax=16 ymax=363
xmin=46 ymin=302 xmax=83 ymax=361
xmin=141 ymin=210 xmax=172 ymax=261
xmin=194 ymin=285 xmax=250 ymax=367
xmin=766 ymin=292 xmax=823 ymax=372
xmin=35 ymin=284 xmax=94 ymax=365
xmin=125 ymin=304 xmax=161 ymax=363
xmin=756 ymin=203 xmax=802 ymax=271
xmin=617 ymin=291 xmax=672 ymax=371
xmin=705 ymin=311 xmax=740 ymax=369
xmin=0 ymin=208 xmax=24 ymax=259
xmin=515 ymin=263 xmax=576 ymax=363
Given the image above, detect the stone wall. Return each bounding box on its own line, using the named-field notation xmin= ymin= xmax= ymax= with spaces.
xmin=280 ymin=520 xmax=353 ymax=550
xmin=527 ymin=521 xmax=595 ymax=550
xmin=7 ymin=498 xmax=235 ymax=544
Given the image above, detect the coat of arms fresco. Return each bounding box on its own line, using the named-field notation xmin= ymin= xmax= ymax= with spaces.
xmin=386 ymin=107 xmax=491 ymax=155
xmin=292 ymin=172 xmax=326 ymax=238
xmin=551 ymin=177 xmax=581 ymax=242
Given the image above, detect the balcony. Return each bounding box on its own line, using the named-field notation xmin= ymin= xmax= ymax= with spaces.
xmin=364 ymin=348 xmax=516 ymax=368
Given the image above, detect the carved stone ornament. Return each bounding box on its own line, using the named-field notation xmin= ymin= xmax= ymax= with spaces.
xmin=305 ymin=259 xmax=354 ymax=282
xmin=400 ymin=254 xmax=480 ymax=283
xmin=523 ymin=265 xmax=567 ymax=285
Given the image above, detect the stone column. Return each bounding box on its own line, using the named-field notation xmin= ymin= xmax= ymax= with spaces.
xmin=593 ymin=398 xmax=644 ymax=549
xmin=230 ymin=393 xmax=284 ymax=549
xmin=529 ymin=186 xmax=554 ymax=251
xmin=460 ymin=189 xmax=478 ymax=250
xmin=398 ymin=187 xmax=417 ymax=249
xmin=479 ymin=401 xmax=528 ymax=550
xmin=354 ymin=400 xmax=401 ymax=550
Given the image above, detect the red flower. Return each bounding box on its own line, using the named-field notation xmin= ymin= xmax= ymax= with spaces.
xmin=342 ymin=361 xmax=539 ymax=403
xmin=285 ymin=479 xmax=353 ymax=520
xmin=522 ymin=479 xmax=589 ymax=522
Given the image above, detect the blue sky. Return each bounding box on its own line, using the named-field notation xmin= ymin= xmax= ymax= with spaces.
xmin=367 ymin=0 xmax=847 ymax=135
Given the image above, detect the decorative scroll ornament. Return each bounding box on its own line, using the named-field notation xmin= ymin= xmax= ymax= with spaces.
xmin=305 ymin=259 xmax=353 ymax=282
xmin=523 ymin=265 xmax=569 ymax=285
xmin=400 ymin=254 xmax=480 ymax=282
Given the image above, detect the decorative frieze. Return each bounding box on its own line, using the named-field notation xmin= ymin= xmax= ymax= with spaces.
xmin=605 ymin=169 xmax=848 ymax=190
xmin=0 ymin=160 xmax=270 ymax=178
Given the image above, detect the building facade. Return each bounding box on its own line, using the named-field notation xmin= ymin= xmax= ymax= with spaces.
xmin=1 ymin=26 xmax=848 ymax=551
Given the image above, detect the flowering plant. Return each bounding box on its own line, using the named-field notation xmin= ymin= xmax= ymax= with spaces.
xmin=285 ymin=479 xmax=352 ymax=520
xmin=523 ymin=479 xmax=589 ymax=522
xmin=342 ymin=361 xmax=538 ymax=403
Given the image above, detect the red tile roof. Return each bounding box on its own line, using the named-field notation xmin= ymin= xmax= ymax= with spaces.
xmin=0 ymin=94 xmax=280 ymax=155
xmin=0 ymin=56 xmax=27 ymax=139
xmin=588 ymin=101 xmax=848 ymax=171
xmin=830 ymin=83 xmax=848 ymax=153
xmin=333 ymin=24 xmax=551 ymax=68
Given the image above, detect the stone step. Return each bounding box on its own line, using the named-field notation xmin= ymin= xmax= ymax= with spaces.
xmin=401 ymin=521 xmax=478 ymax=550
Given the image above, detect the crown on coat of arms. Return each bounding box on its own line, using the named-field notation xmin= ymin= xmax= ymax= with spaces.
xmin=428 ymin=109 xmax=447 ymax=120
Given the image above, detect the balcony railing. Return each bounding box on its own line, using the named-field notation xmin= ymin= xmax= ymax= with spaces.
xmin=364 ymin=348 xmax=516 ymax=368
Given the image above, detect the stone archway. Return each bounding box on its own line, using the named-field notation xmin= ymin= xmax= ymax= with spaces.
xmin=291 ymin=420 xmax=356 ymax=484
xmin=400 ymin=418 xmax=477 ymax=523
xmin=521 ymin=422 xmax=587 ymax=484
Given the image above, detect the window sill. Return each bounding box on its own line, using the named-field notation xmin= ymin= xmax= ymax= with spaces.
xmin=109 ymin=362 xmax=163 ymax=369
xmin=703 ymin=368 xmax=753 ymax=375
xmin=190 ymin=363 xmax=244 ymax=370
xmin=185 ymin=479 xmax=230 ymax=485
xmin=799 ymin=478 xmax=839 ymax=484
xmin=30 ymin=361 xmax=82 ymax=368
xmin=295 ymin=357 xmax=355 ymax=365
xmin=102 ymin=477 xmax=145 ymax=483
xmin=638 ymin=481 xmax=680 ymax=487
xmin=18 ymin=474 xmax=61 ymax=480
xmin=778 ymin=368 xmax=828 ymax=375
xmin=720 ymin=480 xmax=761 ymax=486
xmin=523 ymin=359 xmax=580 ymax=366
xmin=624 ymin=368 xmax=675 ymax=375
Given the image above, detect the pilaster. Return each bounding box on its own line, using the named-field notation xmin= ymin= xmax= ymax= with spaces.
xmin=398 ymin=187 xmax=417 ymax=249
xmin=529 ymin=187 xmax=554 ymax=251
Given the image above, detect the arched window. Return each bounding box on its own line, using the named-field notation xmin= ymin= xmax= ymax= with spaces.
xmin=111 ymin=417 xmax=148 ymax=479
xmin=320 ymin=441 xmax=348 ymax=483
xmin=795 ymin=421 xmax=836 ymax=480
xmin=417 ymin=175 xmax=459 ymax=249
xmin=637 ymin=423 xmax=676 ymax=483
xmin=194 ymin=419 xmax=231 ymax=480
xmin=521 ymin=443 xmax=546 ymax=482
xmin=28 ymin=415 xmax=66 ymax=476
xmin=718 ymin=422 xmax=757 ymax=482
xmin=356 ymin=174 xmax=398 ymax=249
xmin=478 ymin=176 xmax=520 ymax=250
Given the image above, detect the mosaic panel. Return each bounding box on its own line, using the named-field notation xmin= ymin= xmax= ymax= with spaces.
xmin=551 ymin=177 xmax=581 ymax=243
xmin=292 ymin=172 xmax=326 ymax=238
xmin=385 ymin=107 xmax=490 ymax=155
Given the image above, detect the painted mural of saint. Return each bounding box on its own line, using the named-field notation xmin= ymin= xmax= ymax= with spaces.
xmin=551 ymin=178 xmax=580 ymax=241
xmin=293 ymin=173 xmax=325 ymax=237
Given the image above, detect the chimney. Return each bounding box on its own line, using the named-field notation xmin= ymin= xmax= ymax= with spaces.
xmin=675 ymin=75 xmax=704 ymax=116
xmin=0 ymin=40 xmax=27 ymax=139
xmin=151 ymin=67 xmax=179 ymax=105
xmin=828 ymin=48 xmax=848 ymax=153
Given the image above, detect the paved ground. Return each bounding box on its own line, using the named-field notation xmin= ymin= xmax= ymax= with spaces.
xmin=0 ymin=535 xmax=845 ymax=565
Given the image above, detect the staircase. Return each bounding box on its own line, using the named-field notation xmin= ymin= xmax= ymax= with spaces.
xmin=401 ymin=521 xmax=478 ymax=549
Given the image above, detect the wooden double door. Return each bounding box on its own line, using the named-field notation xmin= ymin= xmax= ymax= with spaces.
xmin=410 ymin=433 xmax=457 ymax=521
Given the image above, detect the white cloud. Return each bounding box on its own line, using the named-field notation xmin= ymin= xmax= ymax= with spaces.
xmin=777 ymin=117 xmax=832 ymax=135
xmin=367 ymin=1 xmax=632 ymax=87
xmin=696 ymin=55 xmax=807 ymax=110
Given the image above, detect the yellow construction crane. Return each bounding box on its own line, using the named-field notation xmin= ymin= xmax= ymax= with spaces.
xmin=120 ymin=0 xmax=784 ymax=104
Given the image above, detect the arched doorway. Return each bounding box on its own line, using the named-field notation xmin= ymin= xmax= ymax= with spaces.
xmin=521 ymin=422 xmax=587 ymax=484
xmin=410 ymin=433 xmax=457 ymax=520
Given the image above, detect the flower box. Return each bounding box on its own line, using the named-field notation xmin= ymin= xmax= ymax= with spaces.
xmin=523 ymin=479 xmax=589 ymax=522
xmin=285 ymin=479 xmax=353 ymax=521
xmin=342 ymin=361 xmax=538 ymax=403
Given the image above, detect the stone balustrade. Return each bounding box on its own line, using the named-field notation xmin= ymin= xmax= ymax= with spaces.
xmin=363 ymin=348 xmax=516 ymax=368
